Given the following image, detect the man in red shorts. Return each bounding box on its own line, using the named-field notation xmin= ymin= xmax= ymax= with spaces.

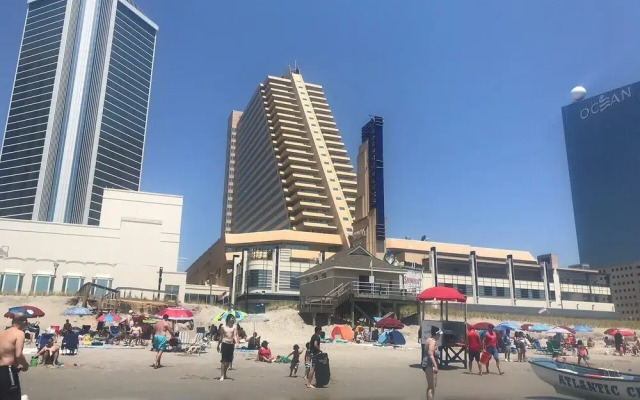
xmin=483 ymin=324 xmax=503 ymax=375
xmin=467 ymin=325 xmax=482 ymax=375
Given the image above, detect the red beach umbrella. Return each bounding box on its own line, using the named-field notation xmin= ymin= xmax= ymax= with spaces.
xmin=472 ymin=322 xmax=494 ymax=330
xmin=521 ymin=324 xmax=533 ymax=331
xmin=155 ymin=307 xmax=194 ymax=321
xmin=4 ymin=305 xmax=45 ymax=319
xmin=374 ymin=317 xmax=404 ymax=330
xmin=605 ymin=328 xmax=633 ymax=337
xmin=417 ymin=286 xmax=466 ymax=303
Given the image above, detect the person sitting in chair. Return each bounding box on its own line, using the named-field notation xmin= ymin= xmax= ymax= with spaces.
xmin=62 ymin=319 xmax=73 ymax=335
xmin=36 ymin=338 xmax=60 ymax=365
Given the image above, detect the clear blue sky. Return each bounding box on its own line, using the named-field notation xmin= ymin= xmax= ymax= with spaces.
xmin=1 ymin=1 xmax=639 ymax=269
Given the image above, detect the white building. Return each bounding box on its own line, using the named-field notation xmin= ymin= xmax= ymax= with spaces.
xmin=0 ymin=189 xmax=217 ymax=301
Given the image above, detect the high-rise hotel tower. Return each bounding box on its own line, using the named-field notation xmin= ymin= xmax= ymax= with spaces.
xmin=0 ymin=0 xmax=157 ymax=225
xmin=227 ymin=67 xmax=357 ymax=247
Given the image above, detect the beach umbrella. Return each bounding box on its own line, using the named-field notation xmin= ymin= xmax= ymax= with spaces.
xmin=242 ymin=314 xmax=269 ymax=334
xmin=212 ymin=309 xmax=247 ymax=323
xmin=572 ymin=325 xmax=593 ymax=333
xmin=417 ymin=286 xmax=466 ymax=302
xmin=374 ymin=317 xmax=404 ymax=330
xmin=155 ymin=307 xmax=194 ymax=321
xmin=604 ymin=328 xmax=634 ymax=337
xmin=528 ymin=324 xmax=550 ymax=332
xmin=143 ymin=319 xmax=157 ymax=324
xmin=546 ymin=327 xmax=572 ymax=335
xmin=471 ymin=322 xmax=493 ymax=330
xmin=62 ymin=307 xmax=92 ymax=316
xmin=97 ymin=313 xmax=120 ymax=323
xmin=521 ymin=324 xmax=533 ymax=331
xmin=496 ymin=321 xmax=520 ymax=331
xmin=4 ymin=305 xmax=45 ymax=319
xmin=557 ymin=325 xmax=575 ymax=334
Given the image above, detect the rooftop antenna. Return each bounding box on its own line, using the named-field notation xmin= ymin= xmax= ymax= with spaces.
xmin=291 ymin=60 xmax=300 ymax=74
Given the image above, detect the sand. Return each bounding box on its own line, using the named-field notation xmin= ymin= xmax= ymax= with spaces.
xmin=4 ymin=296 xmax=640 ymax=399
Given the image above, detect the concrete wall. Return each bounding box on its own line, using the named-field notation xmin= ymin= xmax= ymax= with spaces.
xmin=0 ymin=189 xmax=187 ymax=299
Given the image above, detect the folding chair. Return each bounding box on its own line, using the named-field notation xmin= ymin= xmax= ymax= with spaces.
xmin=62 ymin=333 xmax=79 ymax=355
xmin=178 ymin=331 xmax=191 ymax=351
xmin=185 ymin=333 xmax=206 ymax=355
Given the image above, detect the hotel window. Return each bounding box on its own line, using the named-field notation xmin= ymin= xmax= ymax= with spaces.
xmin=164 ymin=284 xmax=180 ymax=301
xmin=483 ymin=286 xmax=493 ymax=296
xmin=31 ymin=275 xmax=51 ymax=294
xmin=496 ymin=287 xmax=506 ymax=297
xmin=0 ymin=273 xmax=23 ymax=294
xmin=91 ymin=278 xmax=112 ymax=297
xmin=62 ymin=276 xmax=84 ymax=294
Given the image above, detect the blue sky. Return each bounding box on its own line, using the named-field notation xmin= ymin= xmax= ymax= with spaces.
xmin=1 ymin=1 xmax=639 ymax=269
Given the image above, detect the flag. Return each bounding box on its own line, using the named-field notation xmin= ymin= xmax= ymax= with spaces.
xmin=538 ymin=307 xmax=548 ymax=314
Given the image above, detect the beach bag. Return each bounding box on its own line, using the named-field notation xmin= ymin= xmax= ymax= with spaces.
xmin=480 ymin=351 xmax=491 ymax=365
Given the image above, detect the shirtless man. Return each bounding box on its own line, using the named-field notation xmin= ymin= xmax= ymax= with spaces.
xmin=129 ymin=322 xmax=143 ymax=346
xmin=217 ymin=315 xmax=238 ymax=381
xmin=0 ymin=315 xmax=29 ymax=400
xmin=152 ymin=314 xmax=173 ymax=369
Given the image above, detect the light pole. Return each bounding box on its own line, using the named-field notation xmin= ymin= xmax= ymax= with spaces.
xmin=157 ymin=267 xmax=163 ymax=300
xmin=208 ymin=272 xmax=214 ymax=306
xmin=51 ymin=262 xmax=59 ymax=293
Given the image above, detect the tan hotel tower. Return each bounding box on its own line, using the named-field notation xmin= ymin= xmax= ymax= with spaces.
xmin=226 ymin=66 xmax=357 ymax=247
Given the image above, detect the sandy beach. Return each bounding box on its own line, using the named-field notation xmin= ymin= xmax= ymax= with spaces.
xmin=5 ymin=296 xmax=640 ymax=399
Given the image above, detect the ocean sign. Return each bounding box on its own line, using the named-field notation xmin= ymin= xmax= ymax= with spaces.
xmin=579 ymin=87 xmax=632 ymax=120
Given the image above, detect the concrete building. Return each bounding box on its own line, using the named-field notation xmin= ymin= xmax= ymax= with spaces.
xmin=231 ymin=66 xmax=357 ymax=247
xmin=598 ymin=262 xmax=640 ymax=320
xmin=186 ymin=230 xmax=344 ymax=309
xmin=562 ymin=81 xmax=640 ymax=267
xmin=220 ymin=110 xmax=242 ymax=234
xmin=352 ymin=116 xmax=386 ymax=257
xmin=0 ymin=188 xmax=223 ymax=303
xmin=386 ymin=238 xmax=613 ymax=315
xmin=0 ymin=0 xmax=158 ymax=225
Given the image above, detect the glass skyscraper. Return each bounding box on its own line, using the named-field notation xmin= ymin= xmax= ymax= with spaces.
xmin=0 ymin=0 xmax=157 ymax=225
xmin=562 ymin=81 xmax=640 ymax=267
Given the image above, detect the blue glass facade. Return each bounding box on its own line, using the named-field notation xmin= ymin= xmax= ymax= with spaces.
xmin=0 ymin=0 xmax=156 ymax=225
xmin=361 ymin=116 xmax=386 ymax=241
xmin=562 ymin=81 xmax=640 ymax=267
xmin=88 ymin=1 xmax=156 ymax=224
xmin=0 ymin=0 xmax=67 ymax=219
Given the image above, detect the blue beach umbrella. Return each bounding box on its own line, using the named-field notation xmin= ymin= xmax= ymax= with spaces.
xmin=528 ymin=324 xmax=550 ymax=332
xmin=496 ymin=321 xmax=520 ymax=331
xmin=573 ymin=325 xmax=593 ymax=333
xmin=62 ymin=307 xmax=92 ymax=316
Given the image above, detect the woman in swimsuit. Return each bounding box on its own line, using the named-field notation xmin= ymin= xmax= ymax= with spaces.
xmin=422 ymin=326 xmax=441 ymax=400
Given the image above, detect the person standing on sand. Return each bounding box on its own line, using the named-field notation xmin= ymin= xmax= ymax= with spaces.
xmin=483 ymin=325 xmax=503 ymax=375
xmin=502 ymin=329 xmax=511 ymax=362
xmin=152 ymin=314 xmax=173 ymax=369
xmin=422 ymin=326 xmax=441 ymax=400
xmin=306 ymin=326 xmax=322 ymax=389
xmin=614 ymin=330 xmax=624 ymax=356
xmin=467 ymin=326 xmax=482 ymax=375
xmin=217 ymin=315 xmax=238 ymax=381
xmin=0 ymin=315 xmax=30 ymax=400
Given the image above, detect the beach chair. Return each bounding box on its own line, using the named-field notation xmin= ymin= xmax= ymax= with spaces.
xmin=178 ymin=331 xmax=191 ymax=351
xmin=108 ymin=326 xmax=121 ymax=344
xmin=533 ymin=340 xmax=546 ymax=354
xmin=186 ymin=333 xmax=206 ymax=355
xmin=546 ymin=341 xmax=562 ymax=357
xmin=61 ymin=333 xmax=79 ymax=355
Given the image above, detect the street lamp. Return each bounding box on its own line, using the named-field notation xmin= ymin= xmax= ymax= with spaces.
xmin=208 ymin=272 xmax=215 ymax=306
xmin=51 ymin=262 xmax=59 ymax=293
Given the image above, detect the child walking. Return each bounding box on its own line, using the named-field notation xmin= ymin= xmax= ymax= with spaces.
xmin=577 ymin=340 xmax=590 ymax=366
xmin=288 ymin=344 xmax=303 ymax=377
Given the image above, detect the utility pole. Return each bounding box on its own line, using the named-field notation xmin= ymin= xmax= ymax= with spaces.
xmin=157 ymin=267 xmax=163 ymax=300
